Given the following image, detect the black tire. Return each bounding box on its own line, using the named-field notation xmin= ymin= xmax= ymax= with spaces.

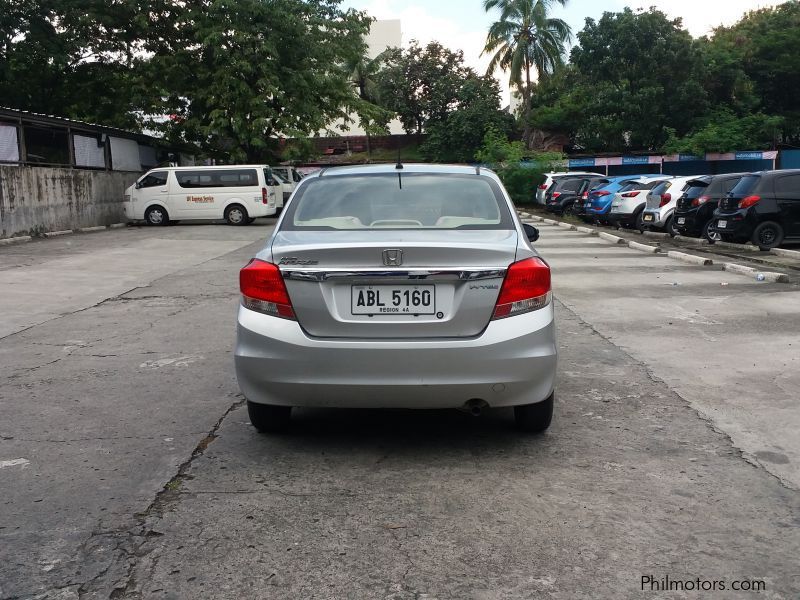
xmin=635 ymin=211 xmax=647 ymax=233
xmin=514 ymin=393 xmax=554 ymax=433
xmin=225 ymin=204 xmax=249 ymax=226
xmin=247 ymin=401 xmax=291 ymax=433
xmin=751 ymin=221 xmax=784 ymax=250
xmin=169 ymin=220 xmax=181 ymax=225
xmin=562 ymin=202 xmax=575 ymax=217
xmin=665 ymin=215 xmax=680 ymax=237
xmin=702 ymin=219 xmax=721 ymax=244
xmin=145 ymin=205 xmax=169 ymax=226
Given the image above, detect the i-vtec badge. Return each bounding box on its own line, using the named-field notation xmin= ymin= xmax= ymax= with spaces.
xmin=469 ymin=284 xmax=499 ymax=290
xmin=279 ymin=257 xmax=319 ymax=265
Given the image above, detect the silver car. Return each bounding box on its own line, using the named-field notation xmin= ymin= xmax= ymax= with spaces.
xmin=234 ymin=164 xmax=557 ymax=433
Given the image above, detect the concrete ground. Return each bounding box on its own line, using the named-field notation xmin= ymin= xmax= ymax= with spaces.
xmin=0 ymin=220 xmax=798 ymax=599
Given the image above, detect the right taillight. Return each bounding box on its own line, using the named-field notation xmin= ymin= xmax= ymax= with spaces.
xmin=261 ymin=187 xmax=269 ymax=204
xmin=240 ymin=259 xmax=295 ymax=319
xmin=691 ymin=195 xmax=710 ymax=207
xmin=659 ymin=192 xmax=672 ymax=207
xmin=739 ymin=195 xmax=761 ymax=209
xmin=594 ymin=190 xmax=610 ymax=197
xmin=621 ymin=191 xmax=639 ymax=197
xmin=538 ymin=183 xmax=548 ymax=190
xmin=492 ymin=258 xmax=551 ymax=320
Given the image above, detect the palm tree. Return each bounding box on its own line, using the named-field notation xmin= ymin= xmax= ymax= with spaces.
xmin=345 ymin=52 xmax=386 ymax=158
xmin=482 ymin=0 xmax=572 ymax=147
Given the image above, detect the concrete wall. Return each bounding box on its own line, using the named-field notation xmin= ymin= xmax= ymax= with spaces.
xmin=0 ymin=166 xmax=139 ymax=238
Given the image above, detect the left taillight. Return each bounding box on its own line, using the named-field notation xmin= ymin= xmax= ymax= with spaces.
xmin=261 ymin=187 xmax=269 ymax=204
xmin=492 ymin=258 xmax=551 ymax=320
xmin=659 ymin=192 xmax=672 ymax=207
xmin=739 ymin=195 xmax=761 ymax=209
xmin=240 ymin=259 xmax=295 ymax=319
xmin=691 ymin=195 xmax=710 ymax=207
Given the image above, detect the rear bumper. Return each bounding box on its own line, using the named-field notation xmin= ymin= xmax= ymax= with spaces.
xmin=641 ymin=208 xmax=669 ymax=228
xmin=673 ymin=208 xmax=706 ymax=236
xmin=709 ymin=210 xmax=752 ymax=238
xmin=234 ymin=304 xmax=557 ymax=409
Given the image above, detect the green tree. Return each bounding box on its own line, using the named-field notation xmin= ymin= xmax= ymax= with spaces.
xmin=375 ymin=40 xmax=472 ymax=135
xmin=663 ymin=110 xmax=783 ymax=155
xmin=568 ymin=7 xmax=707 ymax=152
xmin=0 ymin=0 xmax=143 ymax=129
xmin=141 ymin=0 xmax=371 ymax=162
xmin=420 ymin=75 xmax=515 ymax=163
xmin=482 ymin=0 xmax=571 ymax=147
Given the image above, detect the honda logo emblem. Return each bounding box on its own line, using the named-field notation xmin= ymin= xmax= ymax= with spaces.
xmin=382 ymin=249 xmax=403 ymax=266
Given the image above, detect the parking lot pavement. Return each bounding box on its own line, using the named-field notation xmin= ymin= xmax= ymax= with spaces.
xmin=530 ymin=221 xmax=800 ymax=490
xmin=1 ymin=220 xmax=799 ymax=598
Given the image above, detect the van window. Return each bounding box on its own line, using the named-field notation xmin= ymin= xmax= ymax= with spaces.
xmin=175 ymin=169 xmax=259 ymax=188
xmin=139 ymin=171 xmax=168 ymax=188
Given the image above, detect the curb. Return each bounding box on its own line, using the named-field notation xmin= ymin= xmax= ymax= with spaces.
xmin=628 ymin=241 xmax=660 ymax=253
xmin=557 ymin=222 xmax=576 ymax=230
xmin=109 ymin=223 xmax=127 ymax=229
xmin=667 ymin=251 xmax=713 ymax=266
xmin=576 ymin=226 xmax=598 ymax=235
xmin=715 ymin=240 xmax=762 ymax=252
xmin=542 ymin=218 xmax=558 ymax=225
xmin=43 ymin=230 xmax=74 ymax=238
xmin=78 ymin=226 xmax=107 ymax=233
xmin=643 ymin=231 xmax=670 ymax=239
xmin=722 ymin=262 xmax=789 ymax=283
xmin=598 ymin=232 xmax=626 ymax=244
xmin=770 ymin=247 xmax=800 ymax=260
xmin=0 ymin=235 xmax=32 ymax=246
xmin=673 ymin=235 xmax=709 ymax=245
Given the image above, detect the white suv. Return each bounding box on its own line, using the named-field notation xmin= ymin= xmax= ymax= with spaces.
xmin=536 ymin=171 xmax=603 ymax=205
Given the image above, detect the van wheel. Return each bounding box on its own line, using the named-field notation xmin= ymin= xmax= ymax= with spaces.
xmin=751 ymin=221 xmax=784 ymax=250
xmin=145 ymin=206 xmax=169 ymax=226
xmin=225 ymin=204 xmax=248 ymax=226
xmin=514 ymin=392 xmax=554 ymax=433
xmin=703 ymin=219 xmax=720 ymax=243
xmin=247 ymin=401 xmax=291 ymax=433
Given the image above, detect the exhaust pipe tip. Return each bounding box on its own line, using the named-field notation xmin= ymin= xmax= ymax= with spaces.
xmin=464 ymin=398 xmax=489 ymax=417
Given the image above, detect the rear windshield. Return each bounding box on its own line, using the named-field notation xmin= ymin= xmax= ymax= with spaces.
xmin=683 ymin=181 xmax=709 ymax=199
xmin=557 ymin=178 xmax=585 ymax=192
xmin=730 ymin=175 xmax=760 ymax=196
xmin=651 ymin=181 xmax=670 ymax=195
xmin=283 ymin=173 xmax=513 ymax=230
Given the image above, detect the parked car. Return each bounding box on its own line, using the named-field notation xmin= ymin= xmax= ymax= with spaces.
xmin=536 ymin=171 xmax=602 ymax=205
xmin=270 ymin=166 xmax=305 ymax=206
xmin=607 ymin=175 xmax=671 ymax=229
xmin=544 ymin=176 xmax=594 ymax=216
xmin=673 ymin=173 xmax=746 ymax=242
xmin=573 ymin=178 xmax=610 ymax=221
xmin=234 ymin=164 xmax=557 ymax=433
xmin=124 ymin=165 xmax=279 ymax=226
xmin=710 ymin=169 xmax=800 ymax=249
xmin=640 ymin=176 xmax=697 ymax=235
xmin=586 ymin=175 xmax=651 ymax=223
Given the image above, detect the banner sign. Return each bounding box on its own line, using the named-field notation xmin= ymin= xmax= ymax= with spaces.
xmin=621 ymin=156 xmax=650 ymax=165
xmin=735 ymin=151 xmax=765 ymax=160
xmin=568 ymin=158 xmax=595 ymax=168
xmin=679 ymin=154 xmax=702 ymax=161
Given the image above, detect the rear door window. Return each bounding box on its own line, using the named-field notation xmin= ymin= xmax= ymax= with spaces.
xmin=284 ymin=173 xmax=513 ymax=230
xmin=559 ymin=179 xmax=584 ymax=193
xmin=730 ymin=175 xmax=761 ymax=196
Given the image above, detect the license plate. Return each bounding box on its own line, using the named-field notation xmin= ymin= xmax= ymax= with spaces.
xmin=677 ymin=217 xmax=685 ymax=225
xmin=351 ymin=285 xmax=435 ymax=315
xmin=717 ymin=220 xmax=727 ymax=229
xmin=643 ymin=214 xmax=654 ymax=222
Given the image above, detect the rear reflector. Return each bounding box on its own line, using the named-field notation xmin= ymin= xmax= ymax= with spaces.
xmin=739 ymin=195 xmax=761 ymax=209
xmin=492 ymin=258 xmax=551 ymax=320
xmin=240 ymin=259 xmax=295 ymax=319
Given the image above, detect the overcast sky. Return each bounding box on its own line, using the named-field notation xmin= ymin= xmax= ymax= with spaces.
xmin=341 ymin=0 xmax=781 ymax=104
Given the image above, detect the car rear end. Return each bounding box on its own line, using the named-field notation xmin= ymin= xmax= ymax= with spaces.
xmin=673 ymin=176 xmax=713 ymax=237
xmin=642 ymin=178 xmax=688 ymax=230
xmin=234 ymin=166 xmax=557 ymax=419
xmin=710 ymin=173 xmax=765 ymax=241
xmin=608 ymin=178 xmax=665 ymax=227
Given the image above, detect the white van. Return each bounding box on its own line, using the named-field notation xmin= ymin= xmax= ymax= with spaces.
xmin=123 ymin=165 xmax=280 ymax=225
xmin=270 ymin=166 xmax=304 ymax=206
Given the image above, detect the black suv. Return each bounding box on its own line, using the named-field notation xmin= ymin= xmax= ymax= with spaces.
xmin=545 ymin=176 xmax=606 ymax=216
xmin=674 ymin=173 xmax=746 ymax=242
xmin=710 ymin=169 xmax=800 ymax=249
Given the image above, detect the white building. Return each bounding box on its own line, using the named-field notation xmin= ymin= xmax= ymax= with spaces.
xmin=326 ymin=19 xmax=405 ymax=137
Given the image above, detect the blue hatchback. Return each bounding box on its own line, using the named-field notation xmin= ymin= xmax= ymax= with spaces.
xmin=587 ymin=175 xmax=652 ymax=218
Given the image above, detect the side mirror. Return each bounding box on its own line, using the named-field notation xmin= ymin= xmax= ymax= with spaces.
xmin=523 ymin=223 xmax=539 ymax=242
xmin=267 ymin=178 xmax=276 ymax=186
xmin=135 ymin=181 xmax=142 ymax=189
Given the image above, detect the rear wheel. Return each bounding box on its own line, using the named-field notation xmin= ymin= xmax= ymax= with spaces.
xmin=665 ymin=215 xmax=680 ymax=237
xmin=514 ymin=393 xmax=554 ymax=433
xmin=225 ymin=204 xmax=248 ymax=226
xmin=247 ymin=401 xmax=291 ymax=433
xmin=145 ymin=205 xmax=169 ymax=226
xmin=751 ymin=221 xmax=784 ymax=250
xmin=562 ymin=202 xmax=575 ymax=217
xmin=702 ymin=219 xmax=721 ymax=243
xmin=636 ymin=211 xmax=647 ymax=233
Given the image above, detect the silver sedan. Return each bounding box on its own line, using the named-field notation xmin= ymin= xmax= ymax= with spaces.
xmin=234 ymin=164 xmax=557 ymax=432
